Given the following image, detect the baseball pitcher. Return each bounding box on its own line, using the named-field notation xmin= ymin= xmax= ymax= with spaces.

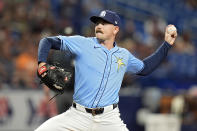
xmin=35 ymin=10 xmax=177 ymax=131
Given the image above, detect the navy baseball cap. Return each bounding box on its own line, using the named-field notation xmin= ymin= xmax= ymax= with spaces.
xmin=90 ymin=10 xmax=121 ymax=27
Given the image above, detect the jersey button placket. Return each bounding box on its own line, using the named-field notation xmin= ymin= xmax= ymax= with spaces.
xmin=93 ymin=53 xmax=111 ymax=107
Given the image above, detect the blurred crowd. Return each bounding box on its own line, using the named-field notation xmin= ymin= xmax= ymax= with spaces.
xmin=134 ymin=85 xmax=197 ymax=130
xmin=0 ymin=0 xmax=196 ymax=90
xmin=0 ymin=0 xmax=196 ymax=130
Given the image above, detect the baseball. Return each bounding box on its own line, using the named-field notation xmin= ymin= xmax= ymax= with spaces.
xmin=167 ymin=26 xmax=177 ymax=33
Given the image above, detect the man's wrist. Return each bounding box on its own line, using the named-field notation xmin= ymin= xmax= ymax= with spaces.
xmin=164 ymin=41 xmax=172 ymax=48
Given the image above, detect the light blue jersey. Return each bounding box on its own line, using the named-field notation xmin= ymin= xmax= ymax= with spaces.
xmin=57 ymin=35 xmax=144 ymax=108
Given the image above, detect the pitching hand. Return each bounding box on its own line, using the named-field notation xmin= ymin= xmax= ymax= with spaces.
xmin=165 ymin=24 xmax=178 ymax=45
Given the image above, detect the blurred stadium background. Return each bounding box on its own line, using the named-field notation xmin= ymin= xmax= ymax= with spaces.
xmin=0 ymin=0 xmax=197 ymax=131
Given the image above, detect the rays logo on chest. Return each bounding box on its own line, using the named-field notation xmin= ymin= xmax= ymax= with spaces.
xmin=115 ymin=56 xmax=125 ymax=72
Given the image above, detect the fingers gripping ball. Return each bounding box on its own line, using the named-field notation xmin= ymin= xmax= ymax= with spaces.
xmin=165 ymin=25 xmax=178 ymax=45
xmin=167 ymin=26 xmax=177 ymax=38
xmin=37 ymin=64 xmax=73 ymax=94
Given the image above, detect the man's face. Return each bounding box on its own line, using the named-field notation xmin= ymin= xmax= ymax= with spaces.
xmin=95 ymin=19 xmax=119 ymax=41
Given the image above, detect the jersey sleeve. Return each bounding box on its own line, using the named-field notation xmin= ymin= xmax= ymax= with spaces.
xmin=126 ymin=52 xmax=144 ymax=74
xmin=57 ymin=35 xmax=86 ymax=55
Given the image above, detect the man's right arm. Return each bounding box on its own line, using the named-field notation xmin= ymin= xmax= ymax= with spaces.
xmin=38 ymin=37 xmax=61 ymax=67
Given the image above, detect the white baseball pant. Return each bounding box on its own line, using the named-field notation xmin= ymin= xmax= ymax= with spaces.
xmin=35 ymin=103 xmax=129 ymax=131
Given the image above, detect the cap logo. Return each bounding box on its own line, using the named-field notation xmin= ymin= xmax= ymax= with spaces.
xmin=100 ymin=11 xmax=106 ymax=17
xmin=115 ymin=21 xmax=118 ymax=24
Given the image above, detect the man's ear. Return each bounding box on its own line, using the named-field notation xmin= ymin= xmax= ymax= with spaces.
xmin=114 ymin=26 xmax=119 ymax=35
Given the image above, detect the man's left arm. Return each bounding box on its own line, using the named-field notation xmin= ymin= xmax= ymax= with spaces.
xmin=137 ymin=24 xmax=178 ymax=76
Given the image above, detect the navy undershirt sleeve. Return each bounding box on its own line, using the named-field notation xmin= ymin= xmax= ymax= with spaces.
xmin=38 ymin=37 xmax=61 ymax=63
xmin=137 ymin=41 xmax=172 ymax=76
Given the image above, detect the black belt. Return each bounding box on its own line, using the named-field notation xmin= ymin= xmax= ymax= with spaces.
xmin=72 ymin=103 xmax=118 ymax=116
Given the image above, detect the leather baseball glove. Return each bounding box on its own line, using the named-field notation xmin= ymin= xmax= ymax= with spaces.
xmin=37 ymin=63 xmax=73 ymax=94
